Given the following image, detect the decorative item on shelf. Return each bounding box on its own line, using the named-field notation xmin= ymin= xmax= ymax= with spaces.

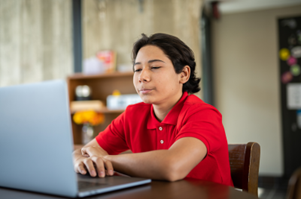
xmin=83 ymin=56 xmax=105 ymax=75
xmin=83 ymin=50 xmax=116 ymax=75
xmin=107 ymin=90 xmax=142 ymax=110
xmin=73 ymin=110 xmax=105 ymax=145
xmin=96 ymin=50 xmax=116 ymax=73
xmin=70 ymin=100 xmax=104 ymax=113
xmin=75 ymin=85 xmax=91 ymax=101
xmin=112 ymin=89 xmax=121 ymax=96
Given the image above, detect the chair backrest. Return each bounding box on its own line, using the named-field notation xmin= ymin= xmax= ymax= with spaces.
xmin=287 ymin=167 xmax=301 ymax=199
xmin=228 ymin=142 xmax=260 ymax=196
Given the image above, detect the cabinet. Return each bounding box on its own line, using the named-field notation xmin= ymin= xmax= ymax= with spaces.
xmin=67 ymin=72 xmax=135 ymax=144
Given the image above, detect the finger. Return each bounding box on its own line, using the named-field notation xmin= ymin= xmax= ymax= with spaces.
xmin=84 ymin=158 xmax=97 ymax=177
xmin=92 ymin=156 xmax=106 ymax=178
xmin=76 ymin=162 xmax=87 ymax=175
xmin=104 ymin=159 xmax=114 ymax=176
xmin=74 ymin=161 xmax=83 ymax=173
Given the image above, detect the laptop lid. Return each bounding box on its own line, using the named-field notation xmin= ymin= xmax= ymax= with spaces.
xmin=0 ymin=80 xmax=78 ymax=197
xmin=0 ymin=80 xmax=151 ymax=198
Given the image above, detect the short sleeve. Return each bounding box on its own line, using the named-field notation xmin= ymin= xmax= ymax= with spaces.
xmin=175 ymin=106 xmax=225 ymax=154
xmin=95 ymin=112 xmax=129 ymax=155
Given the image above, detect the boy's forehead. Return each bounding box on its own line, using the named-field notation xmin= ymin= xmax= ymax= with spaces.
xmin=135 ymin=46 xmax=170 ymax=62
xmin=138 ymin=45 xmax=165 ymax=56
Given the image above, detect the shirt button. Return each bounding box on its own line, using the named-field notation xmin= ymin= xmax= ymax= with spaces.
xmin=160 ymin=140 xmax=164 ymax=144
xmin=159 ymin=126 xmax=163 ymax=131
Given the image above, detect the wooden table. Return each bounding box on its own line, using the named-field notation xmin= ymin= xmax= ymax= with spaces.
xmin=0 ymin=178 xmax=258 ymax=199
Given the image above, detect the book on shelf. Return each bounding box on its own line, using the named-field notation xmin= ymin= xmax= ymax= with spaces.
xmin=70 ymin=100 xmax=104 ymax=113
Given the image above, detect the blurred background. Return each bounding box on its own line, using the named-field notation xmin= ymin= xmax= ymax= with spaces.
xmin=1 ymin=0 xmax=301 ymax=198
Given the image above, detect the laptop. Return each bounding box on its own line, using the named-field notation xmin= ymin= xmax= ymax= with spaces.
xmin=0 ymin=80 xmax=151 ymax=198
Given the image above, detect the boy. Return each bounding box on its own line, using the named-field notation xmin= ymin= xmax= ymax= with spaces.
xmin=73 ymin=33 xmax=233 ymax=186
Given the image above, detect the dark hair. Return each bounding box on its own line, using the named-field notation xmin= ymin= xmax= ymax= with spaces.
xmin=132 ymin=33 xmax=201 ymax=94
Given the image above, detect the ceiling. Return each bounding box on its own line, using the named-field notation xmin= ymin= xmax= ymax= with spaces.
xmin=205 ymin=0 xmax=301 ymax=14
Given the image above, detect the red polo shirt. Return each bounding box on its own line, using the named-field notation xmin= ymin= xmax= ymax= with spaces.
xmin=96 ymin=92 xmax=233 ymax=186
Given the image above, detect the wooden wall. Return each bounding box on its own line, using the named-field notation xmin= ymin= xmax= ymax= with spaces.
xmin=0 ymin=0 xmax=73 ymax=87
xmin=82 ymin=0 xmax=203 ymax=96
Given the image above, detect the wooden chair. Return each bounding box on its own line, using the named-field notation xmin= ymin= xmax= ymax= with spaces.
xmin=228 ymin=142 xmax=260 ymax=197
xmin=287 ymin=167 xmax=301 ymax=199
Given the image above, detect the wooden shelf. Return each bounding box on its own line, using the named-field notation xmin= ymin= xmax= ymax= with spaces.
xmin=67 ymin=72 xmax=136 ymax=144
xmin=98 ymin=107 xmax=125 ymax=114
xmin=71 ymin=107 xmax=124 ymax=114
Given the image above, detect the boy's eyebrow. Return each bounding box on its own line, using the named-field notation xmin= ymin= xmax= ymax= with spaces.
xmin=134 ymin=59 xmax=165 ymax=66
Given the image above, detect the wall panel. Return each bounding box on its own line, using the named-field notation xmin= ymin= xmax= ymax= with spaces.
xmin=0 ymin=0 xmax=73 ymax=87
xmin=82 ymin=0 xmax=203 ymax=97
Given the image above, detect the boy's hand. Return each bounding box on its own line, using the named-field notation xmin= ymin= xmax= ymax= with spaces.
xmin=73 ymin=139 xmax=114 ymax=177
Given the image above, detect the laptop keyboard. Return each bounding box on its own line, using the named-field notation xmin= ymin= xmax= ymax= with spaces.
xmin=78 ymin=181 xmax=107 ymax=190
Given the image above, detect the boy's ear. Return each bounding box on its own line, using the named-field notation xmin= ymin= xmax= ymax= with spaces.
xmin=179 ymin=65 xmax=191 ymax=84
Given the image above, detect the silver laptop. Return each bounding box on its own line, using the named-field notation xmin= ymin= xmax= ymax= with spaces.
xmin=0 ymin=80 xmax=151 ymax=197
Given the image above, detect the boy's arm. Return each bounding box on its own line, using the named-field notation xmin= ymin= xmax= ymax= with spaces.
xmin=87 ymin=137 xmax=207 ymax=181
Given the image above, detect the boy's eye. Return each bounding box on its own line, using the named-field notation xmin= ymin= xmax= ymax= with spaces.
xmin=134 ymin=68 xmax=142 ymax=72
xmin=151 ymin=67 xmax=161 ymax=70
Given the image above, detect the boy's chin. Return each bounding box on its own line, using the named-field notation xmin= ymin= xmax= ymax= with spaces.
xmin=140 ymin=96 xmax=154 ymax=104
xmin=141 ymin=99 xmax=152 ymax=104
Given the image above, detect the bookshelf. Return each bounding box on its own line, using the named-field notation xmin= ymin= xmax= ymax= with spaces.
xmin=67 ymin=71 xmax=135 ymax=144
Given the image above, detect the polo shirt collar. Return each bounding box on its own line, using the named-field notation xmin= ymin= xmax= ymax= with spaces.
xmin=147 ymin=92 xmax=188 ymax=129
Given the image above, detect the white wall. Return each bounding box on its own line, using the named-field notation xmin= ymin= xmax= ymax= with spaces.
xmin=212 ymin=5 xmax=301 ymax=176
xmin=0 ymin=0 xmax=73 ymax=87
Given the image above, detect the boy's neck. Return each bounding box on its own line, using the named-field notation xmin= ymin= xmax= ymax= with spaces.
xmin=152 ymin=92 xmax=183 ymax=122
